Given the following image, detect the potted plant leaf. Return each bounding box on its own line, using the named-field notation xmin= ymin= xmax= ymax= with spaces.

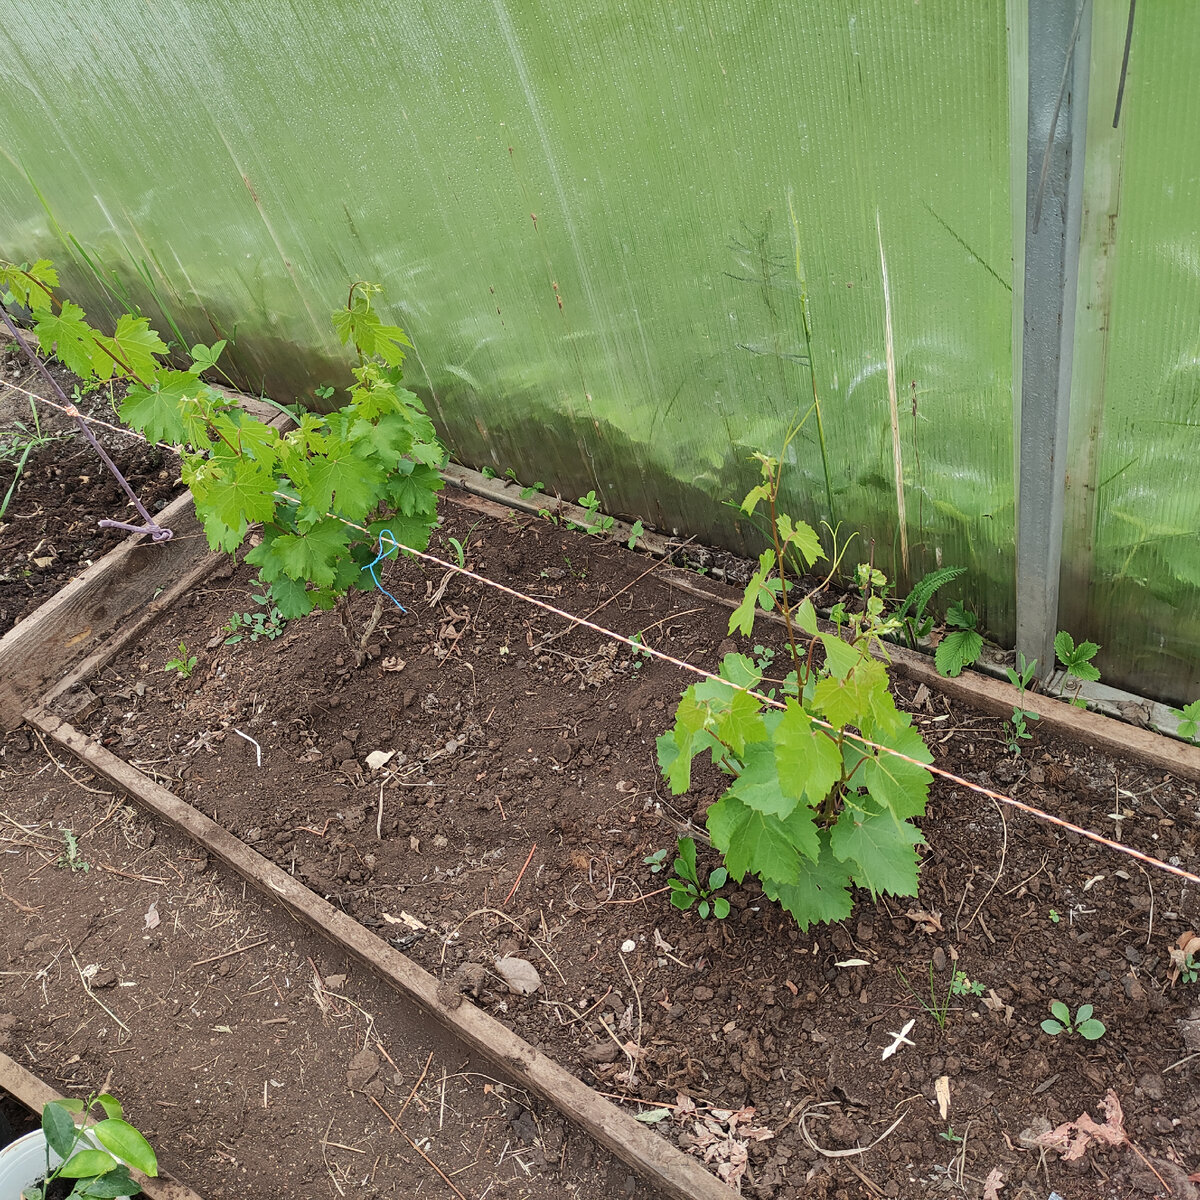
xmin=0 ymin=1091 xmax=157 ymax=1199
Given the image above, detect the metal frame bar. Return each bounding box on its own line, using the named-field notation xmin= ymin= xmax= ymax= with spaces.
xmin=1016 ymin=0 xmax=1092 ymax=678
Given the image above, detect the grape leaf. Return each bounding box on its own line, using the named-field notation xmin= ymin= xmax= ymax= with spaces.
xmin=33 ymin=301 xmax=97 ymax=377
xmin=707 ymin=794 xmax=819 ymax=878
xmin=773 ymin=701 xmax=842 ymax=807
xmin=190 ymin=456 xmax=278 ymax=533
xmin=121 ymin=371 xmax=204 ymax=443
xmin=761 ymin=834 xmax=854 ymax=930
xmin=812 ymin=657 xmax=889 ymax=732
xmin=299 ymin=436 xmax=386 ymax=522
xmin=856 ymin=721 xmax=932 ymax=819
xmin=691 ymin=678 xmax=764 ymax=757
xmin=386 ymin=462 xmax=444 ymax=516
xmin=729 ymin=550 xmax=779 ymax=636
xmin=727 ymin=742 xmax=795 ymax=819
xmin=332 ymin=300 xmax=411 ymax=366
xmin=264 ymin=574 xmax=316 ymax=619
xmin=93 ymin=314 xmax=168 ymax=382
xmin=830 ymin=804 xmax=923 ymax=899
xmin=248 ymin=518 xmax=351 ymax=587
xmin=819 ymin=633 xmax=859 ymax=680
xmin=201 ymin=512 xmax=246 ymax=553
xmin=775 ymin=513 xmax=824 ymax=566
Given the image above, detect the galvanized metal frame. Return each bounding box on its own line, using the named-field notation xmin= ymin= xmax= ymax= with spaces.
xmin=1016 ymin=0 xmax=1093 ymax=678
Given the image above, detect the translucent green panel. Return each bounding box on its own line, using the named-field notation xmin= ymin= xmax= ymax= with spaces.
xmin=1066 ymin=4 xmax=1200 ymax=703
xmin=0 ymin=2 xmax=1013 ymax=630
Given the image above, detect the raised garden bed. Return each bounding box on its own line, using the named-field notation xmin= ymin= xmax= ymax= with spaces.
xmin=8 ymin=478 xmax=1198 ymax=1199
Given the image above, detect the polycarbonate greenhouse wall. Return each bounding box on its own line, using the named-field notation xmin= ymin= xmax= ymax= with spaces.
xmin=0 ymin=2 xmax=1196 ymax=705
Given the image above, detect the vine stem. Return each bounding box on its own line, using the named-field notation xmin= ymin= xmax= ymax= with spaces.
xmin=766 ymin=461 xmax=804 ymax=683
xmin=0 ymin=307 xmax=171 ymax=541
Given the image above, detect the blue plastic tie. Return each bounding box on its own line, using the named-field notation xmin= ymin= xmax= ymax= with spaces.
xmin=361 ymin=531 xmax=408 ymax=613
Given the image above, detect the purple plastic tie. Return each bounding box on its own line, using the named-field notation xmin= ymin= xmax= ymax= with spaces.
xmin=1 ymin=307 xmax=173 ymax=542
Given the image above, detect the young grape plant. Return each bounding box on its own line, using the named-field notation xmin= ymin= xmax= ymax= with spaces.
xmin=657 ymin=452 xmax=934 ymax=931
xmin=0 ymin=261 xmax=445 ymax=617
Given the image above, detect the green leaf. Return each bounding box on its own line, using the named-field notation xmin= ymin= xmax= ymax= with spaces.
xmin=727 ymin=741 xmax=796 ymax=819
xmin=94 ymin=1096 xmax=123 ymax=1121
xmin=729 ymin=550 xmax=777 ymax=636
xmin=93 ymin=314 xmax=168 ymax=382
xmin=249 ymin=518 xmax=352 ymax=588
xmin=93 ymin=1118 xmax=157 ymax=1176
xmin=819 ymin=634 xmax=859 ymax=680
xmin=707 ymin=794 xmax=818 ymax=879
xmin=59 ymin=1149 xmax=119 ymax=1178
xmin=760 ymin=833 xmax=854 ymax=930
xmin=698 ymin=899 xmax=711 ymax=919
xmin=34 ymin=301 xmax=98 ymax=378
xmin=712 ymin=897 xmax=730 ymax=919
xmin=935 ymin=629 xmax=983 ymax=677
xmin=1049 ymin=999 xmax=1071 ymax=1024
xmin=190 ymin=457 xmax=278 ymax=533
xmin=1040 ymin=1018 xmax=1064 ymax=1036
xmin=812 ymin=658 xmax=890 ymax=732
xmin=78 ymin=1165 xmax=138 ymax=1197
xmin=1171 ymin=699 xmax=1200 ymax=741
xmin=673 ymin=836 xmax=699 ymax=886
xmin=43 ymin=1100 xmax=79 ymax=1160
xmin=857 ymin=722 xmax=933 ymax=820
xmin=1077 ymin=1019 xmax=1106 ymax=1041
xmin=332 ymin=297 xmax=411 ymax=366
xmin=300 ymin=436 xmax=386 ymax=523
xmin=669 ymin=883 xmax=696 ymax=911
xmin=120 ymin=370 xmax=204 ymax=444
xmin=794 ymin=597 xmax=818 ymax=636
xmin=718 ymin=652 xmax=762 ymax=692
xmin=387 ymin=463 xmax=444 ymax=517
xmin=708 ymin=867 xmax=728 ymax=890
xmin=775 ymin=514 xmax=824 ymax=566
xmin=188 ymin=339 xmax=227 ymax=373
xmin=772 ymin=702 xmax=842 ymax=808
xmin=829 ymin=804 xmax=923 ymax=899
xmin=1074 ymin=1003 xmax=1093 ymax=1023
xmin=945 ymin=600 xmax=976 ymax=631
xmin=264 ymin=575 xmax=316 ymax=619
xmin=4 ymin=258 xmax=58 ymax=309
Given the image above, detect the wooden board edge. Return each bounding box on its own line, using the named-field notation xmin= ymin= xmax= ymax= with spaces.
xmin=0 ymin=1050 xmax=206 ymax=1200
xmin=660 ymin=568 xmax=1200 ymax=785
xmin=26 ymin=711 xmax=739 ymax=1200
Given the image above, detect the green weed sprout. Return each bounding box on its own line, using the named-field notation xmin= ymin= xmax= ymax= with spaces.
xmin=1041 ymin=999 xmax=1105 ymax=1040
xmin=163 ymin=640 xmax=197 ymax=679
xmin=935 ymin=602 xmax=983 ymax=678
xmin=668 ymin=837 xmax=730 ymax=919
xmin=1054 ymin=631 xmax=1101 ymax=707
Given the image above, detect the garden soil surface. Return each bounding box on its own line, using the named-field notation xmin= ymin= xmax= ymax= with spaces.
xmin=0 ymin=348 xmax=181 ymax=638
xmin=0 ymin=736 xmax=661 ymax=1200
xmin=9 ymin=490 xmax=1200 ymax=1199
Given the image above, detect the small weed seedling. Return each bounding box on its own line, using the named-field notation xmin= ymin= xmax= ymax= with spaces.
xmin=56 ymin=829 xmax=90 ymax=873
xmin=223 ymin=594 xmax=287 ymax=644
xmin=163 ymin=640 xmax=198 ymax=679
xmin=1049 ymin=907 xmax=1061 ymax=924
xmin=669 ymin=837 xmax=730 ymax=919
xmin=574 ymin=490 xmax=615 ymax=536
xmin=1041 ymin=999 xmax=1105 ymax=1040
xmin=643 ymin=848 xmax=668 ymax=874
xmin=629 ymin=632 xmax=652 ymax=668
xmin=897 ymin=961 xmax=959 ymax=1032
xmin=24 ymin=1090 xmax=157 ymax=1200
xmin=935 ymin=601 xmax=984 ymax=678
xmin=1005 ymin=652 xmax=1040 ymax=753
xmin=626 ymin=518 xmax=645 ymax=549
xmin=949 ymin=970 xmax=985 ymax=998
xmin=480 ymin=465 xmax=497 ymax=479
xmin=447 ymin=536 xmax=467 ymax=568
xmin=0 ymin=398 xmax=70 ymax=520
xmin=937 ymin=1126 xmax=964 ymax=1144
xmin=1170 ymin=699 xmax=1200 ymax=742
xmin=1168 ymin=931 xmax=1200 ymax=986
xmin=1054 ymin=631 xmax=1101 ymax=707
xmin=314 ymin=384 xmax=336 ymax=401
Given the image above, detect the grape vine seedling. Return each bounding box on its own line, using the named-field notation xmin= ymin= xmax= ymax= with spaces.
xmin=1041 ymin=999 xmax=1105 ymax=1040
xmin=668 ymin=837 xmax=730 ymax=919
xmin=658 ymin=449 xmax=933 ymax=931
xmin=1 ymin=261 xmax=447 ymax=621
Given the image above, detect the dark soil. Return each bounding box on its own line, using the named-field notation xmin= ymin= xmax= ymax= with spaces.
xmin=0 ymin=736 xmax=659 ymax=1200
xmin=0 ymin=347 xmax=182 ymax=637
xmin=11 ymin=490 xmax=1200 ymax=1199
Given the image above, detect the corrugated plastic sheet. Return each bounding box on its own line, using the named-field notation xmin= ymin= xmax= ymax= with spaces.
xmin=1 ymin=2 xmax=1014 ymax=630
xmin=1066 ymin=3 xmax=1200 ymax=703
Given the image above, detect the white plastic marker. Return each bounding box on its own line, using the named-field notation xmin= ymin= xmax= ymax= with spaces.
xmin=881 ymin=1018 xmax=916 ymax=1060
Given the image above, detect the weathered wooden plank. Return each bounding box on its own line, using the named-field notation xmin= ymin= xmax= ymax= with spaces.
xmin=661 ymin=568 xmax=1200 ymax=785
xmin=27 ymin=712 xmax=740 ymax=1200
xmin=0 ymin=489 xmax=218 ymax=730
xmin=0 ymin=1050 xmax=206 ymax=1200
